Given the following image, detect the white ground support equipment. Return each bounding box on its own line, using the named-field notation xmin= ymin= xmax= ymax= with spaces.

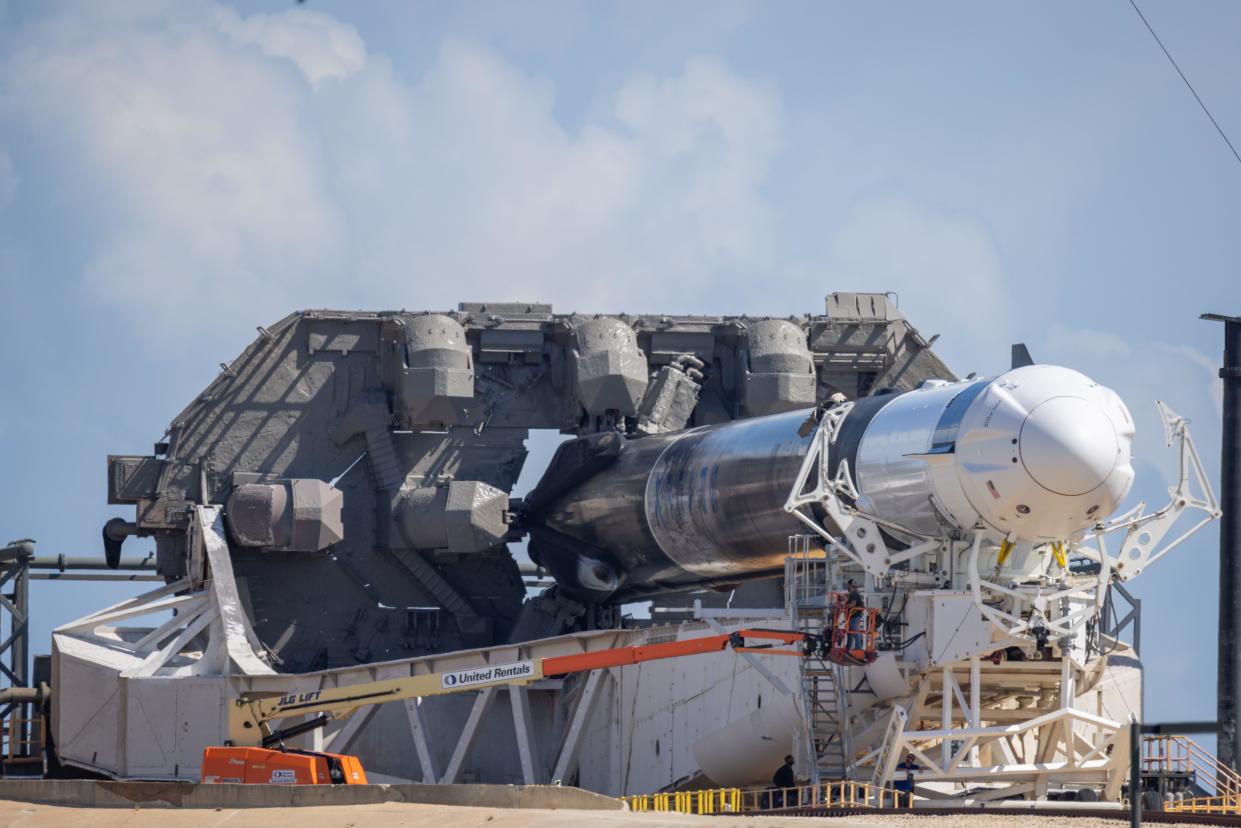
xmin=783 ymin=372 xmax=1219 ymax=801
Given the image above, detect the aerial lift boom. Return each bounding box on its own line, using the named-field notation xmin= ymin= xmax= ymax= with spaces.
xmin=204 ymin=628 xmax=812 ymax=785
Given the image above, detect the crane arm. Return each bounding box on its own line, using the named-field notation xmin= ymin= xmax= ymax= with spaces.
xmin=226 ymin=628 xmax=809 ymax=747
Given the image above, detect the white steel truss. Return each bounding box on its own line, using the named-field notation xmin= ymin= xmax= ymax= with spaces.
xmin=55 ymin=507 xmax=274 ymax=678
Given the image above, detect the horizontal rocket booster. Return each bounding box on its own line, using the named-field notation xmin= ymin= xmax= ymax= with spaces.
xmin=525 ymin=408 xmax=816 ymax=602
xmin=524 ymin=364 xmax=1135 ymax=603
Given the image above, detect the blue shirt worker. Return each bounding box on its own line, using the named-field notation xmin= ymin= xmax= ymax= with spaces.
xmin=894 ymin=753 xmax=919 ymax=794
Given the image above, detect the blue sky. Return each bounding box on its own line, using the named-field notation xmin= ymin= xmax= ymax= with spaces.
xmin=0 ymin=0 xmax=1237 ymax=731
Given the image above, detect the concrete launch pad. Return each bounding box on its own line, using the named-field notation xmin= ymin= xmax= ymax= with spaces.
xmin=0 ymin=796 xmax=1218 ymax=828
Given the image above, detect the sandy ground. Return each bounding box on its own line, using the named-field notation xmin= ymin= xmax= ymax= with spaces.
xmin=0 ymin=801 xmax=1212 ymax=828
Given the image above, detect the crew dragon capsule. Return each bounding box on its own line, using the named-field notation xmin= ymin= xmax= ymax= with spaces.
xmin=522 ymin=364 xmax=1135 ymax=602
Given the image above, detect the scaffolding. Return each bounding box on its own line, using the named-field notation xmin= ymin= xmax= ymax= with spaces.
xmin=785 ymin=535 xmax=852 ymax=784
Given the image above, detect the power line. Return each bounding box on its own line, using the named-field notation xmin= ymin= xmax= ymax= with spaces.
xmin=1127 ymin=0 xmax=1241 ymax=169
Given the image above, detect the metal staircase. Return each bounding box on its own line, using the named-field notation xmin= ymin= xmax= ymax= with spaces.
xmin=785 ymin=536 xmax=852 ymax=785
xmin=1145 ymin=734 xmax=1241 ymax=799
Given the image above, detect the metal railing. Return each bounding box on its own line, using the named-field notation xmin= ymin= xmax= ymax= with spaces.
xmin=1143 ymin=734 xmax=1241 ymax=797
xmin=0 ymin=713 xmax=43 ymax=764
xmin=748 ymin=779 xmax=913 ymax=811
xmin=626 ymin=788 xmax=742 ymax=814
xmin=1165 ymin=794 xmax=1241 ymax=815
xmin=625 ymin=781 xmax=913 ymax=814
xmin=784 ymin=534 xmax=831 ymax=611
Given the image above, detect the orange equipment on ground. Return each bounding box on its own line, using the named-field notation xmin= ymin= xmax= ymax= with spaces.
xmin=203 ymin=628 xmax=813 ymax=785
xmin=827 ymin=592 xmax=880 ymax=665
xmin=202 ymin=746 xmax=367 ymax=785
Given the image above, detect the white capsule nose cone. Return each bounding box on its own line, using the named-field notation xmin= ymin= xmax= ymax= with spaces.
xmin=949 ymin=364 xmax=1135 ymax=543
xmin=1019 ymin=397 xmax=1120 ymax=496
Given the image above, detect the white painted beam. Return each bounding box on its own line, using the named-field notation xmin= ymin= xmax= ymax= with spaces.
xmin=509 ymin=686 xmax=540 ymax=785
xmin=552 ymin=669 xmax=608 ymax=785
xmin=405 ymin=696 xmax=440 ymax=783
xmin=440 ymin=687 xmax=498 ymax=784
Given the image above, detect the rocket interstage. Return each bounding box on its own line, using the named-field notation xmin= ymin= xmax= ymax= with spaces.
xmin=523 ymin=364 xmax=1136 ymax=602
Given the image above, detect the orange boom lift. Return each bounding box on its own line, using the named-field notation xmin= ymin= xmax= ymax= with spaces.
xmin=203 ymin=628 xmax=825 ymax=785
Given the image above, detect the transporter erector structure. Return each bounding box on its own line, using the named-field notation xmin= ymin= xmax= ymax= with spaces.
xmin=51 ymin=293 xmax=1218 ymax=799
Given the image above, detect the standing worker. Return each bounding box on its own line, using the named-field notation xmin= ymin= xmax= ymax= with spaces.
xmin=772 ymin=754 xmax=796 ymax=808
xmin=845 ymin=579 xmax=865 ymax=655
xmin=894 ymin=753 xmax=919 ymax=799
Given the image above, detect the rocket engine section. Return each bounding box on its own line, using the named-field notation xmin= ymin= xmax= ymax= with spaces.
xmin=571 ymin=318 xmax=649 ymax=418
xmin=396 ymin=481 xmax=510 ymax=555
xmin=743 ymin=319 xmax=816 ymax=416
xmin=398 ymin=313 xmax=474 ymax=428
xmin=524 ymin=364 xmax=1135 ymax=602
xmin=525 ymin=410 xmax=813 ymax=601
xmin=225 ymin=479 xmax=344 ymax=553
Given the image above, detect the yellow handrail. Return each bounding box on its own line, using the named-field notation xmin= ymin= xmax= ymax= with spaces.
xmin=1166 ymin=794 xmax=1241 ymax=815
xmin=625 ymin=780 xmax=912 ymax=814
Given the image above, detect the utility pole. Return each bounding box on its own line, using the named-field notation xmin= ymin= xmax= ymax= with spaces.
xmin=1204 ymin=313 xmax=1241 ymax=769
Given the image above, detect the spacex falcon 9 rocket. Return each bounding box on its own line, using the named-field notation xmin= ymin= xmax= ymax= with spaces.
xmin=524 ymin=365 xmax=1135 ymax=602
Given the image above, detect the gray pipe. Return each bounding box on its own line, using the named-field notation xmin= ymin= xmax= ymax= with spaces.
xmin=0 ymin=540 xmax=35 ymax=563
xmin=29 ymin=554 xmax=156 ymax=572
xmin=0 ymin=684 xmax=46 ymax=705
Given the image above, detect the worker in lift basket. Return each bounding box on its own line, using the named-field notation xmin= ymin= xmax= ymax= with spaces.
xmin=771 ymin=754 xmax=797 ymax=808
xmin=845 ymin=580 xmax=865 ymax=656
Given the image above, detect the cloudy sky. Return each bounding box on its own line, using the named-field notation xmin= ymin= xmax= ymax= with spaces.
xmin=0 ymin=1 xmax=1237 ymax=731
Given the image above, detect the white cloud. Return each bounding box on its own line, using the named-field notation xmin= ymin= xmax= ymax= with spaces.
xmin=1 ymin=3 xmax=347 ymax=334
xmin=0 ymin=4 xmax=784 ymax=346
xmin=0 ymin=145 xmax=14 ymax=209
xmin=216 ymin=7 xmax=366 ymax=88
xmin=324 ymin=44 xmax=783 ymax=314
xmin=1156 ymin=342 xmax=1224 ymax=414
xmin=824 ymin=195 xmax=1012 ymax=375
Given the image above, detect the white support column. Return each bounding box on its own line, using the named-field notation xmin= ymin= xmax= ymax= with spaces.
xmin=941 ymin=666 xmax=952 ymax=767
xmin=552 ymin=669 xmax=609 ymax=785
xmin=440 ymin=687 xmax=498 ymax=784
xmin=405 ymin=696 xmax=440 ymax=783
xmin=1060 ymin=656 xmax=1076 ymax=709
xmin=509 ymin=686 xmax=541 ymax=785
xmin=1103 ymin=723 xmax=1130 ymax=802
xmin=969 ymin=657 xmax=981 ymax=766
